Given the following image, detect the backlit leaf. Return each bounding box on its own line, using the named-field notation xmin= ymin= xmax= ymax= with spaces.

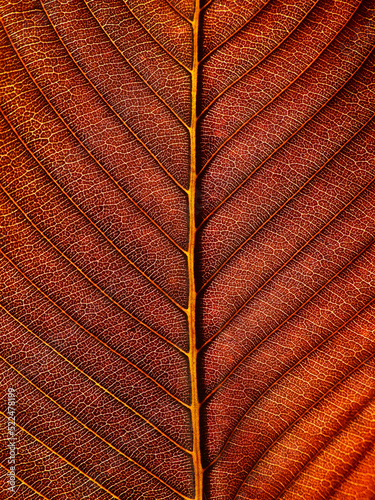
xmin=1 ymin=0 xmax=375 ymax=499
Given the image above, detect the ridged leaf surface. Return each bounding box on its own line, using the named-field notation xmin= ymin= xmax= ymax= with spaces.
xmin=1 ymin=1 xmax=375 ymax=499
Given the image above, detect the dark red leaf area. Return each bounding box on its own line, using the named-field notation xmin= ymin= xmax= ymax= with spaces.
xmin=85 ymin=0 xmax=192 ymax=122
xmin=198 ymin=2 xmax=375 ymax=500
xmin=0 ymin=414 xmax=114 ymax=500
xmin=200 ymin=0 xmax=269 ymax=59
xmin=1 ymin=0 xmax=194 ymax=497
xmin=0 ymin=358 xmax=190 ymax=499
xmin=197 ymin=0 xmax=375 ymax=498
xmin=2 ymin=0 xmax=190 ymax=250
xmin=1 ymin=0 xmax=375 ymax=499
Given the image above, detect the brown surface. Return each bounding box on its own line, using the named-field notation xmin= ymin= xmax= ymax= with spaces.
xmin=1 ymin=0 xmax=375 ymax=499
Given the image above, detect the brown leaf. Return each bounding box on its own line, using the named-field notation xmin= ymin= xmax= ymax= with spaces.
xmin=1 ymin=1 xmax=375 ymax=499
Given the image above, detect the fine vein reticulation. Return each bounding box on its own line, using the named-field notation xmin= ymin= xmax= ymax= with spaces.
xmin=1 ymin=1 xmax=375 ymax=499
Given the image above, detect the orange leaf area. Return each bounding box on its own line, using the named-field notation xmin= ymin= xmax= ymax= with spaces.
xmin=1 ymin=1 xmax=375 ymax=499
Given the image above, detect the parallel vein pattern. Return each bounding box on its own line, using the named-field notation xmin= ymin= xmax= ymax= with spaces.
xmin=1 ymin=0 xmax=196 ymax=498
xmin=197 ymin=0 xmax=375 ymax=498
xmin=1 ymin=0 xmax=375 ymax=499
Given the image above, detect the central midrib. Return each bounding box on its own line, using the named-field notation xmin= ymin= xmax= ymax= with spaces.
xmin=187 ymin=1 xmax=203 ymax=499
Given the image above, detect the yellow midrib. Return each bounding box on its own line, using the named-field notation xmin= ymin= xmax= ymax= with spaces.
xmin=187 ymin=1 xmax=203 ymax=499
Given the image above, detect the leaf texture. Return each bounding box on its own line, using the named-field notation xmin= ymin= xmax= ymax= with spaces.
xmin=1 ymin=0 xmax=375 ymax=499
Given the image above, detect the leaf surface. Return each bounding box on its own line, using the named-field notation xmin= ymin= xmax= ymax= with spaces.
xmin=1 ymin=0 xmax=375 ymax=499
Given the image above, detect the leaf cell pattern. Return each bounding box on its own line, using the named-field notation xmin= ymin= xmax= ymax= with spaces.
xmin=1 ymin=0 xmax=375 ymax=499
